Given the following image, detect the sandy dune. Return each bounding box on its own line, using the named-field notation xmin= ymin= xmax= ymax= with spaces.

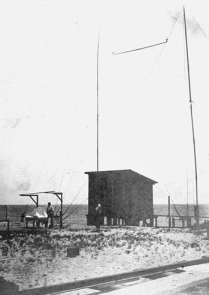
xmin=0 ymin=226 xmax=209 ymax=291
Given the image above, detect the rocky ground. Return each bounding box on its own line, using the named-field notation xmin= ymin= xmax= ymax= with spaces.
xmin=0 ymin=226 xmax=209 ymax=291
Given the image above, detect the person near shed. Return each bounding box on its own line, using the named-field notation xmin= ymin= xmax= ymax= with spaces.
xmin=46 ymin=202 xmax=54 ymax=228
xmin=21 ymin=212 xmax=25 ymax=223
xmin=142 ymin=212 xmax=148 ymax=227
xmin=95 ymin=204 xmax=102 ymax=231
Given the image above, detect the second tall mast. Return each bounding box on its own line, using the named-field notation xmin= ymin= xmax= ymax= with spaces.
xmin=183 ymin=6 xmax=199 ymax=224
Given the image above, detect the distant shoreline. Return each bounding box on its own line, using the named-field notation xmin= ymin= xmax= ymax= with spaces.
xmin=2 ymin=203 xmax=209 ymax=206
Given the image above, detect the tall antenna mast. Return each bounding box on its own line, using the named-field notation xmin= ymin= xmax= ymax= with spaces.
xmin=97 ymin=30 xmax=100 ymax=171
xmin=183 ymin=6 xmax=199 ymax=225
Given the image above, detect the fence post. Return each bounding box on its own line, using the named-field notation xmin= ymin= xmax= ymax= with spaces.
xmin=154 ymin=216 xmax=158 ymax=228
xmin=113 ymin=217 xmax=117 ymax=225
xmin=168 ymin=196 xmax=171 ymax=231
xmin=207 ymin=227 xmax=209 ymax=240
xmin=5 ymin=205 xmax=7 ymax=220
xmin=60 ymin=211 xmax=63 ymax=228
xmin=187 ymin=217 xmax=191 ymax=228
xmin=107 ymin=217 xmax=112 ymax=226
xmin=182 ymin=218 xmax=185 ymax=228
xmin=172 ymin=217 xmax=175 ymax=228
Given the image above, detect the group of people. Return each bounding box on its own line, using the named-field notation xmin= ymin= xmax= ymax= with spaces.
xmin=47 ymin=202 xmax=102 ymax=231
xmin=22 ymin=201 xmax=102 ymax=230
xmin=46 ymin=202 xmax=102 ymax=231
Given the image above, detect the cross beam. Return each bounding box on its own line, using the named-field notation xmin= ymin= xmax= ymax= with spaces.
xmin=19 ymin=194 xmax=39 ymax=207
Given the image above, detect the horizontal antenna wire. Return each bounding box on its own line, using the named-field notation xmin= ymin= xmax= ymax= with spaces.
xmin=63 ymin=197 xmax=88 ymax=221
xmin=59 ymin=153 xmax=70 ymax=191
xmin=155 ymin=185 xmax=167 ymax=199
xmin=145 ymin=7 xmax=182 ymax=82
xmin=142 ymin=41 xmax=167 ymax=85
xmin=62 ymin=180 xmax=87 ymax=216
xmin=193 ymin=17 xmax=208 ymax=40
xmin=113 ymin=39 xmax=168 ymax=55
xmin=64 ymin=171 xmax=75 ymax=195
xmin=167 ymin=7 xmax=182 ymax=39
xmin=170 ymin=197 xmax=181 ymax=217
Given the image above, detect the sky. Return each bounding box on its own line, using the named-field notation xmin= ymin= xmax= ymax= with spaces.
xmin=0 ymin=0 xmax=209 ymax=206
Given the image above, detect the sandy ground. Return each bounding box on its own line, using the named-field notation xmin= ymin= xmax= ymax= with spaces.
xmin=0 ymin=226 xmax=209 ymax=291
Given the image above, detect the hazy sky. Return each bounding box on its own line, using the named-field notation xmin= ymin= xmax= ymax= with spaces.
xmin=0 ymin=0 xmax=209 ymax=206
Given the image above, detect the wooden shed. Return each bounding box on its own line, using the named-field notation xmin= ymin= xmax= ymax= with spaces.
xmin=85 ymin=169 xmax=157 ymax=226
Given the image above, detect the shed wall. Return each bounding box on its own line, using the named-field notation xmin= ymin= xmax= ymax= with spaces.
xmin=86 ymin=171 xmax=155 ymax=226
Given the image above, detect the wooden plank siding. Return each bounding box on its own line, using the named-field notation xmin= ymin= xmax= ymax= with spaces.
xmin=85 ymin=170 xmax=157 ymax=226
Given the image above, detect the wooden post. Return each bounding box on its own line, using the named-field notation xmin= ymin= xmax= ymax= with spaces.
xmin=113 ymin=217 xmax=117 ymax=225
xmin=182 ymin=218 xmax=185 ymax=228
xmin=154 ymin=216 xmax=158 ymax=228
xmin=5 ymin=205 xmax=7 ymax=220
xmin=60 ymin=193 xmax=63 ymax=228
xmin=194 ymin=205 xmax=199 ymax=226
xmin=54 ymin=192 xmax=63 ymax=228
xmin=107 ymin=216 xmax=111 ymax=226
xmin=172 ymin=217 xmax=175 ymax=228
xmin=187 ymin=216 xmax=191 ymax=228
xmin=168 ymin=196 xmax=171 ymax=231
xmin=207 ymin=227 xmax=209 ymax=240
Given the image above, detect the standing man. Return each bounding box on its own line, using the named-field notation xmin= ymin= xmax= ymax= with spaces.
xmin=46 ymin=202 xmax=54 ymax=228
xmin=95 ymin=204 xmax=102 ymax=232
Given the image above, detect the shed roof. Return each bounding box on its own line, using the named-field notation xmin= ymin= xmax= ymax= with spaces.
xmin=85 ymin=169 xmax=157 ymax=184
